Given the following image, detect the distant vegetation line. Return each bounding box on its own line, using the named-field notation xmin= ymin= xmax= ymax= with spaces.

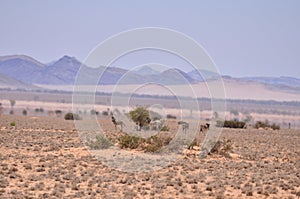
xmin=1 ymin=88 xmax=300 ymax=107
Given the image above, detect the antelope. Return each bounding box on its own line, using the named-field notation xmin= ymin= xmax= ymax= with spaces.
xmin=199 ymin=123 xmax=210 ymax=133
xmin=178 ymin=121 xmax=189 ymax=133
xmin=111 ymin=116 xmax=124 ymax=131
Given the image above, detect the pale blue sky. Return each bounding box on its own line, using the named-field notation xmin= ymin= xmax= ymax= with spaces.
xmin=0 ymin=0 xmax=299 ymax=77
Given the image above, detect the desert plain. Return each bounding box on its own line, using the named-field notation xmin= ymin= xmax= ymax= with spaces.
xmin=0 ymin=110 xmax=299 ymax=198
xmin=0 ymin=88 xmax=300 ymax=198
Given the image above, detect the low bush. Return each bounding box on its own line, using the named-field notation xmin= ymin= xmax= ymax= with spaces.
xmin=87 ymin=135 xmax=113 ymax=149
xmin=102 ymin=111 xmax=109 ymax=116
xmin=55 ymin=110 xmax=62 ymax=116
xmin=216 ymin=120 xmax=245 ymax=129
xmin=129 ymin=107 xmax=150 ymax=128
xmin=209 ymin=138 xmax=233 ymax=156
xmin=270 ymin=123 xmax=280 ymax=130
xmin=64 ymin=112 xmax=81 ymax=120
xmin=35 ymin=108 xmax=44 ymax=113
xmin=118 ymin=135 xmax=145 ymax=149
xmin=10 ymin=121 xmax=16 ymax=127
xmin=254 ymin=120 xmax=280 ymax=130
xmin=166 ymin=114 xmax=176 ymax=119
xmin=118 ymin=133 xmax=170 ymax=153
xmin=22 ymin=109 xmax=27 ymax=116
xmin=143 ymin=135 xmax=164 ymax=153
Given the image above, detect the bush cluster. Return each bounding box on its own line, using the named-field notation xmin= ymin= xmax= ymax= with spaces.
xmin=102 ymin=111 xmax=109 ymax=116
xmin=166 ymin=114 xmax=176 ymax=119
xmin=129 ymin=107 xmax=150 ymax=128
xmin=64 ymin=112 xmax=81 ymax=120
xmin=118 ymin=134 xmax=171 ymax=153
xmin=216 ymin=120 xmax=246 ymax=128
xmin=35 ymin=108 xmax=44 ymax=113
xmin=209 ymin=138 xmax=233 ymax=156
xmin=86 ymin=135 xmax=113 ymax=149
xmin=143 ymin=135 xmax=164 ymax=153
xmin=254 ymin=120 xmax=280 ymax=130
xmin=10 ymin=121 xmax=16 ymax=127
xmin=118 ymin=135 xmax=145 ymax=149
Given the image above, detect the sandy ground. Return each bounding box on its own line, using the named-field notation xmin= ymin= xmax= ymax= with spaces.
xmin=37 ymin=79 xmax=300 ymax=101
xmin=0 ymin=114 xmax=299 ymax=198
xmin=1 ymin=98 xmax=300 ymax=129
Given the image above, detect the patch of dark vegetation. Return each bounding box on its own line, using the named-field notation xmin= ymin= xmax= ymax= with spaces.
xmin=166 ymin=114 xmax=176 ymax=119
xmin=118 ymin=133 xmax=172 ymax=153
xmin=208 ymin=138 xmax=234 ymax=157
xmin=64 ymin=112 xmax=81 ymax=120
xmin=118 ymin=135 xmax=145 ymax=149
xmin=216 ymin=120 xmax=246 ymax=129
xmin=86 ymin=135 xmax=113 ymax=149
xmin=254 ymin=120 xmax=280 ymax=130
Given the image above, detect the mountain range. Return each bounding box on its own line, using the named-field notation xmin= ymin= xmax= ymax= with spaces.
xmin=0 ymin=55 xmax=300 ymax=92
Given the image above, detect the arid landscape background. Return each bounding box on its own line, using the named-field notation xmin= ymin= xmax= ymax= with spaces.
xmin=0 ymin=86 xmax=300 ymax=198
xmin=1 ymin=1 xmax=300 ymax=197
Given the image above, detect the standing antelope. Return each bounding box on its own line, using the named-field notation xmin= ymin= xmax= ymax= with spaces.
xmin=112 ymin=116 xmax=124 ymax=131
xmin=199 ymin=123 xmax=210 ymax=133
xmin=178 ymin=121 xmax=189 ymax=133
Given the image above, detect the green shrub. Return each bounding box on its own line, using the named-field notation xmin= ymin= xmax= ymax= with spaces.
xmin=160 ymin=125 xmax=169 ymax=131
xmin=118 ymin=135 xmax=145 ymax=149
xmin=118 ymin=133 xmax=172 ymax=152
xmin=87 ymin=135 xmax=113 ymax=149
xmin=64 ymin=112 xmax=81 ymax=120
xmin=255 ymin=120 xmax=280 ymax=130
xmin=129 ymin=107 xmax=150 ymax=128
xmin=143 ymin=135 xmax=164 ymax=153
xmin=10 ymin=121 xmax=16 ymax=127
xmin=210 ymin=138 xmax=233 ymax=156
xmin=216 ymin=120 xmax=245 ymax=129
xmin=166 ymin=114 xmax=176 ymax=119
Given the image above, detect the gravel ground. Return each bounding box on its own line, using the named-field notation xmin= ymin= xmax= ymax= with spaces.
xmin=0 ymin=115 xmax=299 ymax=198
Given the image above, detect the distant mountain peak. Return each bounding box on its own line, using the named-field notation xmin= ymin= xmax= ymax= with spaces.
xmin=134 ymin=65 xmax=160 ymax=76
xmin=0 ymin=54 xmax=44 ymax=67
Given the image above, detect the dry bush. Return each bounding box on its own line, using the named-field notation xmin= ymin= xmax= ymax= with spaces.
xmin=118 ymin=132 xmax=172 ymax=153
xmin=216 ymin=120 xmax=246 ymax=129
xmin=209 ymin=138 xmax=233 ymax=156
xmin=143 ymin=135 xmax=163 ymax=152
xmin=255 ymin=120 xmax=280 ymax=130
xmin=64 ymin=112 xmax=81 ymax=120
xmin=102 ymin=111 xmax=109 ymax=116
xmin=87 ymin=135 xmax=113 ymax=149
xmin=166 ymin=114 xmax=176 ymax=119
xmin=118 ymin=135 xmax=145 ymax=149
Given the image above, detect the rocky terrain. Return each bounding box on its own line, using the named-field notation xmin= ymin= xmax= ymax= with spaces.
xmin=0 ymin=115 xmax=299 ymax=198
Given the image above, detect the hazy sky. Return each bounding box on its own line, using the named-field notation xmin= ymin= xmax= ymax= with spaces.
xmin=0 ymin=0 xmax=299 ymax=77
